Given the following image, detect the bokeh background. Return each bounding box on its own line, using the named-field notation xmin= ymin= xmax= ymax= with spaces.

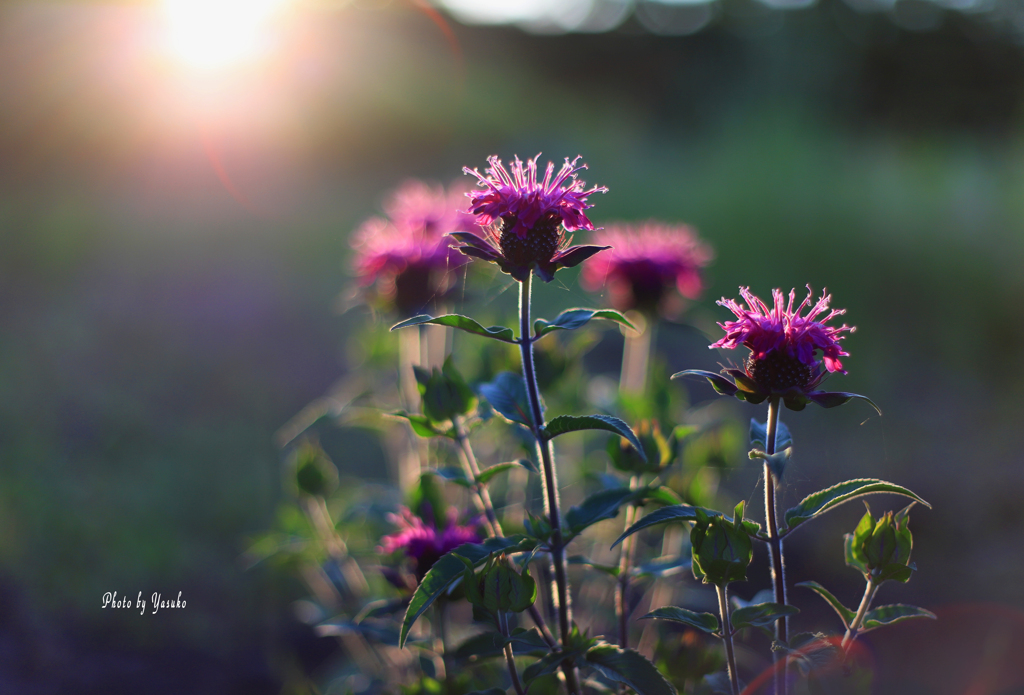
xmin=2 ymin=0 xmax=1024 ymax=692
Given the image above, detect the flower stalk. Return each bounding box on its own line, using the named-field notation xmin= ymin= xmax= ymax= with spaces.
xmin=499 ymin=610 xmax=528 ymax=695
xmin=841 ymin=576 xmax=880 ymax=650
xmin=763 ymin=396 xmax=788 ymax=695
xmin=715 ymin=584 xmax=740 ymax=695
xmin=519 ymin=272 xmax=581 ymax=695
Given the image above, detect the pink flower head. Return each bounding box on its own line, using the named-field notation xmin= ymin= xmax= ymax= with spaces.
xmin=451 ymin=154 xmax=610 ymax=282
xmin=351 ymin=180 xmax=470 ymax=315
xmin=711 ymin=286 xmax=854 ymax=375
xmin=580 ymin=221 xmax=713 ymax=316
xmin=463 ymin=154 xmax=606 ymax=239
xmin=379 ymin=506 xmax=481 ymax=581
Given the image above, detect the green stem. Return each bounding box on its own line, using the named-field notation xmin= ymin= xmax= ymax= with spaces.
xmin=452 ymin=417 xmax=557 ymax=649
xmin=716 ymin=584 xmax=740 ymax=695
xmin=763 ymin=397 xmax=788 ymax=695
xmin=841 ymin=577 xmax=879 ymax=650
xmin=616 ymin=475 xmax=642 ymax=648
xmin=518 ymin=273 xmax=581 ymax=695
xmin=499 ymin=610 xmax=528 ymax=695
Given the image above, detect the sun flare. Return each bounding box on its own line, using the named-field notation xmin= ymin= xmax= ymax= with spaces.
xmin=162 ymin=0 xmax=291 ymax=69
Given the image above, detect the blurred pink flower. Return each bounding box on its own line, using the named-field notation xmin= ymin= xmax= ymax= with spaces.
xmin=580 ymin=221 xmax=713 ymax=316
xmin=379 ymin=507 xmax=481 ymax=582
xmin=452 ymin=154 xmax=609 ymax=282
xmin=711 ymin=286 xmax=854 ymax=394
xmin=351 ymin=180 xmax=470 ymax=315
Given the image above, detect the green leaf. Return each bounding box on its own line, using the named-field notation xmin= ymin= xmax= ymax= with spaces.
xmin=390 ymin=314 xmax=516 ymax=343
xmin=466 ymin=690 xmax=507 ymax=695
xmin=568 ymin=555 xmax=620 ymax=578
xmin=861 ymin=604 xmax=936 ymax=631
xmin=782 ymin=479 xmax=931 ymax=533
xmin=515 ymin=457 xmax=539 ymax=474
xmin=452 ymin=628 xmax=550 ymax=660
xmin=796 ymin=581 xmax=855 ymax=629
xmin=612 ymin=504 xmax=761 ymax=548
xmin=566 ymin=487 xmax=636 ymax=537
xmin=543 ymin=415 xmax=646 ymax=461
xmin=478 ymin=373 xmax=534 ymax=429
xmin=584 ymin=643 xmax=677 ymax=695
xmin=633 ymin=554 xmax=691 ymax=578
xmin=475 ymin=462 xmax=518 ymax=486
xmin=750 ymin=418 xmax=793 ymax=451
xmin=390 ymin=410 xmax=446 ymax=438
xmin=731 ymin=602 xmax=800 ymax=630
xmin=640 ymin=606 xmax=719 ymax=634
xmin=534 ymin=308 xmax=634 ymax=338
xmin=844 ymin=508 xmax=874 ymax=574
xmin=807 ymin=391 xmax=882 ymax=414
xmin=634 ymin=485 xmax=683 ymax=507
xmin=424 ymin=467 xmax=472 ymax=488
xmin=399 ymin=536 xmax=536 ymax=647
xmin=875 ymin=561 xmax=916 ymax=584
xmin=523 ymin=651 xmax=572 ymax=685
xmin=671 ymin=369 xmax=739 ymax=397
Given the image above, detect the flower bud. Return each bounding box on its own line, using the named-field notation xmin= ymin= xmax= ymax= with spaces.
xmin=690 ymin=504 xmax=753 ymax=586
xmin=607 ymin=419 xmax=676 ymax=475
xmin=845 ymin=505 xmax=915 ymax=583
xmin=462 ymin=556 xmax=537 ymax=614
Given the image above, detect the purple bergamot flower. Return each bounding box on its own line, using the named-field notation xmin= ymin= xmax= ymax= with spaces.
xmin=678 ymin=286 xmax=876 ymax=412
xmin=451 ymin=154 xmax=610 ymax=282
xmin=352 ymin=180 xmax=470 ymax=316
xmin=580 ymin=221 xmax=713 ymax=317
xmin=378 ymin=506 xmax=481 ymax=584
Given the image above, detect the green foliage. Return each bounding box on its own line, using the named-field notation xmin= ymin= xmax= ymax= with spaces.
xmin=413 ymin=358 xmax=477 ymax=424
xmin=391 ymin=314 xmax=516 ymax=343
xmin=782 ymin=479 xmax=930 ymax=534
xmin=565 ymin=487 xmax=636 ymax=538
xmin=291 ymin=442 xmax=338 ymax=498
xmin=796 ymin=581 xmax=855 ymax=628
xmin=748 ymin=447 xmax=792 ymax=481
xmin=584 ymin=643 xmax=677 ymax=695
xmin=533 ymin=308 xmax=634 ymax=338
xmin=730 ymin=602 xmax=800 ymax=631
xmin=478 ymin=372 xmax=534 ymax=429
xmin=861 ymin=604 xmax=936 ymax=631
xmin=399 ymin=536 xmax=537 ymax=647
xmin=845 ymin=504 xmax=917 ymax=583
xmin=641 ymin=606 xmax=720 ymax=635
xmin=690 ymin=504 xmax=753 ymax=586
xmin=453 ymin=628 xmax=549 ymax=660
xmin=613 ymin=504 xmax=761 ymax=549
xmin=543 ymin=414 xmax=646 ymax=461
xmin=749 ymin=418 xmax=792 ymax=451
xmin=607 ymin=419 xmax=680 ymax=475
xmin=461 ymin=555 xmax=538 ymax=614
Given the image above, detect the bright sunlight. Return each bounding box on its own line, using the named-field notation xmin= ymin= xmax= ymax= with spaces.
xmin=162 ymin=0 xmax=292 ymax=69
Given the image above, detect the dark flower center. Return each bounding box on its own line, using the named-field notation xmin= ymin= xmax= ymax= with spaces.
xmin=498 ymin=213 xmax=562 ymax=268
xmin=747 ymin=350 xmax=815 ymax=393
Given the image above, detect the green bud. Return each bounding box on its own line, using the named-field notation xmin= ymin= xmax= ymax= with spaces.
xmin=844 ymin=504 xmax=915 ymax=583
xmin=462 ymin=556 xmax=537 ymax=614
xmin=691 ymin=509 xmax=753 ymax=586
xmin=607 ymin=419 xmax=677 ymax=475
xmin=291 ymin=443 xmax=338 ymax=498
xmin=414 ymin=358 xmax=476 ymax=424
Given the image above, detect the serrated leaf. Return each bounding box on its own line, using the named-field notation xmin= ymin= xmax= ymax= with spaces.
xmin=783 ymin=479 xmax=930 ymax=533
xmin=584 ymin=643 xmax=677 ymax=695
xmin=534 ymin=308 xmax=635 ymax=338
xmin=399 ymin=536 xmax=536 ymax=647
xmin=612 ymin=504 xmax=761 ymax=548
xmin=640 ymin=606 xmax=719 ymax=634
xmin=524 ymin=651 xmax=572 ymax=684
xmin=671 ymin=370 xmax=739 ymax=397
xmin=390 ymin=314 xmax=516 ymax=343
xmin=875 ymin=561 xmax=916 ymax=584
xmin=731 ymin=602 xmax=800 ymax=630
xmin=543 ymin=415 xmax=645 ymax=461
xmin=566 ymin=487 xmax=635 ymax=537
xmin=750 ymin=418 xmax=793 ymax=451
xmin=796 ymin=581 xmax=855 ymax=628
xmin=478 ymin=372 xmax=534 ymax=429
xmin=861 ymin=604 xmax=936 ymax=631
xmin=476 ymin=462 xmax=518 ymax=486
